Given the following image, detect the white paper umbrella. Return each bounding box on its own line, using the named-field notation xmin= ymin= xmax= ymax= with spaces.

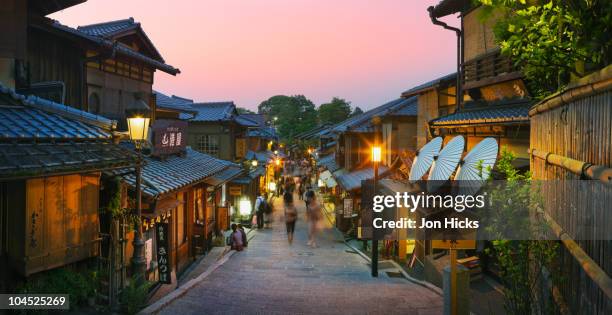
xmin=427 ymin=136 xmax=465 ymax=192
xmin=454 ymin=137 xmax=498 ymax=181
xmin=409 ymin=137 xmax=442 ymax=182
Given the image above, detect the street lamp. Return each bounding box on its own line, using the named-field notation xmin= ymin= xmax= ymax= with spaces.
xmin=275 ymin=158 xmax=281 ymax=166
xmin=371 ymin=144 xmax=381 ymax=277
xmin=251 ymin=159 xmax=258 ymax=167
xmin=125 ymin=99 xmax=151 ymax=285
xmin=274 ymin=150 xmax=279 ymax=155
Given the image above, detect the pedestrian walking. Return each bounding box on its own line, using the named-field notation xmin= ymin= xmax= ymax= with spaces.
xmin=298 ymin=179 xmax=305 ymax=200
xmin=305 ymin=191 xmax=321 ymax=248
xmin=254 ymin=193 xmax=266 ymax=229
xmin=230 ymin=224 xmax=244 ymax=251
xmin=283 ymin=190 xmax=297 ymax=245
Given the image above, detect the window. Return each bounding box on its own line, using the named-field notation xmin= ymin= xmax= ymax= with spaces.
xmin=197 ymin=135 xmax=219 ymax=156
xmin=88 ymin=92 xmax=100 ymax=114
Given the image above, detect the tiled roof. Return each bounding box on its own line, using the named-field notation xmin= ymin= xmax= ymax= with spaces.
xmin=317 ymin=153 xmax=340 ymax=173
xmin=335 ymin=166 xmax=389 ymax=191
xmin=188 ymin=102 xmax=236 ymax=122
xmin=387 ymin=96 xmax=418 ymax=117
xmin=78 ymin=18 xmax=136 ymax=37
xmin=205 ymin=166 xmax=243 ymax=187
xmin=120 ymin=147 xmax=231 ymax=197
xmin=0 ymin=83 xmax=113 ymax=140
xmin=334 ymin=97 xmax=416 ymax=133
xmin=245 ymin=150 xmax=274 ymax=163
xmin=430 ymin=103 xmax=531 ymax=127
xmin=247 ymin=126 xmax=278 ymax=139
xmin=235 ymin=115 xmax=260 ymax=127
xmin=154 ymin=91 xmax=195 ymax=113
xmin=47 ymin=20 xmax=179 ymax=75
xmin=0 ymin=83 xmax=136 ymax=178
xmin=401 ymin=73 xmax=456 ymax=97
xmin=237 ymin=114 xmax=266 ymax=127
xmin=77 ymin=17 xmax=164 ymax=62
xmin=0 ymin=142 xmax=136 ymax=179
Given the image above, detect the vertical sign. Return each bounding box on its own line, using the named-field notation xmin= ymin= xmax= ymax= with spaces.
xmin=236 ymin=138 xmax=247 ymax=158
xmin=343 ymin=198 xmax=353 ymax=218
xmin=155 ymin=223 xmax=171 ymax=284
xmin=145 ymin=239 xmax=153 ymax=270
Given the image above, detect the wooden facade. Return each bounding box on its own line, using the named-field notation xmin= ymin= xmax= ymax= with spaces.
xmin=3 ymin=173 xmax=101 ymax=277
xmin=530 ymin=67 xmax=612 ymax=314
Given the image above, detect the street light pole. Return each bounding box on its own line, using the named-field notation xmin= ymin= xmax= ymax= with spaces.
xmin=372 ymin=157 xmax=379 ymax=277
xmin=132 ymin=146 xmax=146 ymax=284
xmin=371 ymin=118 xmax=382 ymax=278
xmin=125 ymin=99 xmax=151 ymax=285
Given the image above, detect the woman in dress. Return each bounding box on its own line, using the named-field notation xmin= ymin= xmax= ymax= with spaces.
xmin=305 ymin=192 xmax=321 ymax=248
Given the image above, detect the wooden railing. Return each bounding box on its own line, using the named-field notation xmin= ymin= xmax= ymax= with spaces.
xmin=462 ymin=49 xmax=520 ymax=89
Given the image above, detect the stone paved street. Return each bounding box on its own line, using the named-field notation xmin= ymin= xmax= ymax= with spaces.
xmin=159 ymin=192 xmax=443 ymax=315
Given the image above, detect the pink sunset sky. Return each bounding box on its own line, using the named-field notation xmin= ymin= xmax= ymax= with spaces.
xmin=51 ymin=0 xmax=459 ymax=111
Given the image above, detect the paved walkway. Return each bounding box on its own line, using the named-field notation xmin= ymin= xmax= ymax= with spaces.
xmin=158 ymin=192 xmax=443 ymax=315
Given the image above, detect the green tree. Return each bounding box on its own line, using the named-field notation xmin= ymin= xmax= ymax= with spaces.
xmin=318 ymin=97 xmax=352 ymax=125
xmin=237 ymin=107 xmax=255 ymax=114
xmin=350 ymin=106 xmax=364 ymax=117
xmin=258 ymin=95 xmax=317 ymax=142
xmin=478 ymin=0 xmax=611 ymax=97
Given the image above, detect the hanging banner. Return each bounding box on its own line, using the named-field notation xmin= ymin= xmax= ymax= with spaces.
xmin=155 ymin=223 xmax=171 ymax=284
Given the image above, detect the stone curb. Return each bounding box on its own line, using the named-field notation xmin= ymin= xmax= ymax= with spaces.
xmin=138 ymin=250 xmax=236 ymax=314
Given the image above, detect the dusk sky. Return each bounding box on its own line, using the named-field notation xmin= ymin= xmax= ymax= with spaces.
xmin=51 ymin=0 xmax=459 ymax=111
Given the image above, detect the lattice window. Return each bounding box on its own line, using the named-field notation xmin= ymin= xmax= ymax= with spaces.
xmin=197 ymin=135 xmax=219 ymax=156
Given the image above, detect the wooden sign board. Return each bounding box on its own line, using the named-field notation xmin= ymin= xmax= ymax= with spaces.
xmin=236 ymin=138 xmax=247 ymax=158
xmin=431 ymin=239 xmax=476 ymax=250
xmin=152 ymin=119 xmax=187 ymax=156
xmin=229 ymin=186 xmax=242 ymax=196
xmin=343 ymin=198 xmax=353 ymax=218
xmin=155 ymin=223 xmax=171 ymax=284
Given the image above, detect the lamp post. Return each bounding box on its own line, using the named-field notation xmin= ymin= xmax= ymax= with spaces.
xmin=371 ymin=145 xmax=381 ymax=277
xmin=126 ymin=99 xmax=151 ymax=285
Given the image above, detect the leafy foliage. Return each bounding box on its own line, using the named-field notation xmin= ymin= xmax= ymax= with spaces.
xmin=18 ymin=268 xmax=97 ymax=310
xmin=350 ymin=106 xmax=364 ymax=117
xmin=318 ymin=97 xmax=352 ymax=125
xmin=478 ymin=0 xmax=611 ymax=97
xmin=483 ymin=148 xmax=559 ymax=314
xmin=257 ymin=95 xmax=318 ymax=142
xmin=119 ymin=281 xmax=153 ymax=315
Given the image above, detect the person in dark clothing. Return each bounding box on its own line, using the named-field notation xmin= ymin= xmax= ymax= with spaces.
xmin=283 ymin=190 xmax=297 ymax=245
xmin=230 ymin=224 xmax=244 ymax=251
xmin=237 ymin=223 xmax=248 ymax=247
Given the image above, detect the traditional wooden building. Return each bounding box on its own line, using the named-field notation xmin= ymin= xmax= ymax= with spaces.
xmin=0 ymin=83 xmax=136 ymax=291
xmin=315 ymin=97 xmax=416 ymax=232
xmin=3 ymin=3 xmax=179 ymax=129
xmin=426 ymin=0 xmax=532 ymax=166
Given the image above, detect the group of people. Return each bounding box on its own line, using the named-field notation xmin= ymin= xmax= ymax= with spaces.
xmin=229 ymin=158 xmax=322 ymax=251
xmin=283 ymin=176 xmax=322 ymax=248
xmin=229 ymin=223 xmax=248 ymax=251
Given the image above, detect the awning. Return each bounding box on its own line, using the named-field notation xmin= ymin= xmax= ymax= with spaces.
xmin=430 ymin=103 xmax=531 ymax=128
xmin=335 ymin=166 xmax=389 ymax=192
xmin=205 ymin=166 xmax=243 ymax=187
xmin=0 ymin=142 xmax=137 ymax=180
